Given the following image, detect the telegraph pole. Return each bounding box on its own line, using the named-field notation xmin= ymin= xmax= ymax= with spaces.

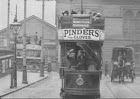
xmin=69 ymin=0 xmax=73 ymax=15
xmin=7 ymin=0 xmax=10 ymax=27
xmin=7 ymin=0 xmax=10 ymax=49
xmin=36 ymin=0 xmax=54 ymax=77
xmin=22 ymin=0 xmax=28 ymax=84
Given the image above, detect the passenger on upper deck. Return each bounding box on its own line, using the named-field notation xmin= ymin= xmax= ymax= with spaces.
xmin=66 ymin=49 xmax=77 ymax=70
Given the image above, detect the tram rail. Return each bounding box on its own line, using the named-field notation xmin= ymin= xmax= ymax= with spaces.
xmin=105 ymin=80 xmax=118 ymax=99
xmin=105 ymin=79 xmax=140 ymax=98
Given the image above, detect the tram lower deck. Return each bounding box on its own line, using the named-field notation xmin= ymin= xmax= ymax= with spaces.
xmin=59 ymin=41 xmax=103 ymax=99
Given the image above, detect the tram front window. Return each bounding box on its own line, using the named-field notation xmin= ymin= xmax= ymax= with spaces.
xmin=61 ymin=42 xmax=100 ymax=71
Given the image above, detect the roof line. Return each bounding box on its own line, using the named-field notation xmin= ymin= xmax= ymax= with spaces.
xmin=0 ymin=15 xmax=56 ymax=33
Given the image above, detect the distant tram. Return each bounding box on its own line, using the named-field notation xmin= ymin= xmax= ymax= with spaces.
xmin=57 ymin=11 xmax=105 ymax=99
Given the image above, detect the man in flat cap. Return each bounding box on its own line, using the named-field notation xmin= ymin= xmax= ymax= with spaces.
xmin=67 ymin=49 xmax=77 ymax=70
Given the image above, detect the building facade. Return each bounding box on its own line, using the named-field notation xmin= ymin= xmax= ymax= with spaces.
xmin=0 ymin=15 xmax=57 ymax=71
xmin=56 ymin=0 xmax=140 ymax=74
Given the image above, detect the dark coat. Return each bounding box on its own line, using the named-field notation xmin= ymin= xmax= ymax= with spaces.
xmin=77 ymin=56 xmax=87 ymax=70
xmin=67 ymin=55 xmax=77 ymax=69
xmin=118 ymin=55 xmax=124 ymax=67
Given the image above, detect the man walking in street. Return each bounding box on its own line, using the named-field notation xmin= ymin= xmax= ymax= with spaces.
xmin=105 ymin=61 xmax=108 ymax=76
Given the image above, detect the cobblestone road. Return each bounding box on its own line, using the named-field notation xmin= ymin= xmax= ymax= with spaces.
xmin=2 ymin=72 xmax=140 ymax=98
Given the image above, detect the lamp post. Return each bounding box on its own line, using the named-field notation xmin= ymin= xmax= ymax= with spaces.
xmin=10 ymin=5 xmax=21 ymax=88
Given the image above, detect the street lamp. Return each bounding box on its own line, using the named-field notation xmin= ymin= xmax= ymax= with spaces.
xmin=10 ymin=5 xmax=21 ymax=88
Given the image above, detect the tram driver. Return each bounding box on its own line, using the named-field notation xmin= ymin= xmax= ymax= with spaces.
xmin=66 ymin=49 xmax=77 ymax=70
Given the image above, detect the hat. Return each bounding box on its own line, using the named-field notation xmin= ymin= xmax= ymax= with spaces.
xmin=69 ymin=49 xmax=75 ymax=53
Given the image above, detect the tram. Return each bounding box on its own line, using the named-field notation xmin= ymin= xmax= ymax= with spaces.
xmin=57 ymin=11 xmax=105 ymax=99
xmin=111 ymin=47 xmax=135 ymax=83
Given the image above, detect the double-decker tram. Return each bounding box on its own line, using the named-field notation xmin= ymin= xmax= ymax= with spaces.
xmin=57 ymin=12 xmax=105 ymax=99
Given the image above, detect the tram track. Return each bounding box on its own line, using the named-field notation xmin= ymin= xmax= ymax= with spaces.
xmin=123 ymin=83 xmax=140 ymax=97
xmin=105 ymin=78 xmax=140 ymax=98
xmin=105 ymin=80 xmax=118 ymax=99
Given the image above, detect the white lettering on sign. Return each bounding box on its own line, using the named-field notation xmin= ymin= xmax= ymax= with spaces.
xmin=73 ymin=21 xmax=90 ymax=24
xmin=58 ymin=29 xmax=104 ymax=40
xmin=73 ymin=24 xmax=89 ymax=27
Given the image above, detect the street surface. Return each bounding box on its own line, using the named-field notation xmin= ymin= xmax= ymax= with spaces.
xmin=2 ymin=72 xmax=140 ymax=98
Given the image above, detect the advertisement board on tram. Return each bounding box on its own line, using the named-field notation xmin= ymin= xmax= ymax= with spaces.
xmin=58 ymin=14 xmax=105 ymax=41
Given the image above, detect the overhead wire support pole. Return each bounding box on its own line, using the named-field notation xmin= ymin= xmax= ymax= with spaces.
xmin=22 ymin=0 xmax=28 ymax=84
xmin=36 ymin=0 xmax=54 ymax=77
xmin=40 ymin=0 xmax=45 ymax=77
xmin=7 ymin=0 xmax=10 ymax=49
xmin=7 ymin=0 xmax=10 ymax=27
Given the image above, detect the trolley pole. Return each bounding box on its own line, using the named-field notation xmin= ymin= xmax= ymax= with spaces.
xmin=69 ymin=0 xmax=73 ymax=15
xmin=22 ymin=0 xmax=28 ymax=84
xmin=81 ymin=0 xmax=83 ymax=14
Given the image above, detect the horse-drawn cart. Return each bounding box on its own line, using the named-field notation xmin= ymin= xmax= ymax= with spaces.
xmin=111 ymin=47 xmax=135 ymax=83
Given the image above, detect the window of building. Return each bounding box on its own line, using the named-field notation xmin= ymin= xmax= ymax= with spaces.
xmin=123 ymin=10 xmax=140 ymax=40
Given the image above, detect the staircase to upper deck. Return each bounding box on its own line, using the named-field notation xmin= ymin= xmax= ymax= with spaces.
xmin=77 ymin=42 xmax=102 ymax=70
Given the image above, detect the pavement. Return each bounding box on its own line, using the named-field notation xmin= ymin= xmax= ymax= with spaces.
xmin=0 ymin=71 xmax=48 ymax=98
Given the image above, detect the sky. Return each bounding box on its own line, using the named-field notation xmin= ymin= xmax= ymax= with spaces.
xmin=0 ymin=0 xmax=56 ymax=30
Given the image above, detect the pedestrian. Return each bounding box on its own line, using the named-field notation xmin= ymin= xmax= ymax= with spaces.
xmin=77 ymin=50 xmax=87 ymax=70
xmin=105 ymin=61 xmax=108 ymax=76
xmin=117 ymin=51 xmax=124 ymax=67
xmin=34 ymin=32 xmax=38 ymax=44
xmin=47 ymin=59 xmax=52 ymax=73
xmin=66 ymin=49 xmax=77 ymax=70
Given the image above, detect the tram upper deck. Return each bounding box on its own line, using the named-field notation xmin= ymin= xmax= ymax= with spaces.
xmin=58 ymin=14 xmax=105 ymax=42
xmin=57 ymin=14 xmax=105 ymax=71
